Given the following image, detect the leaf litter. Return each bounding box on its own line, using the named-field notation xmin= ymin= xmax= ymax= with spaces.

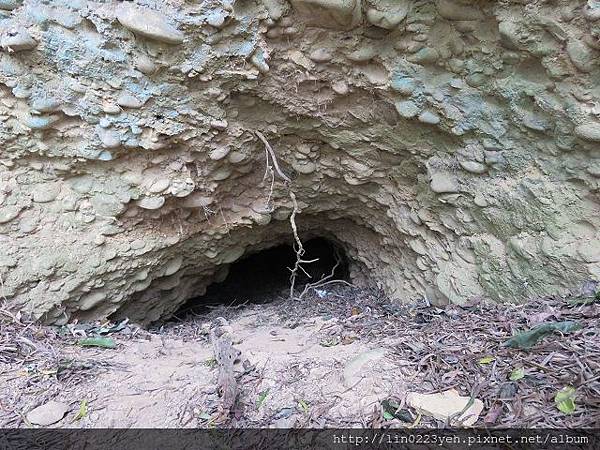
xmin=1 ymin=283 xmax=599 ymax=428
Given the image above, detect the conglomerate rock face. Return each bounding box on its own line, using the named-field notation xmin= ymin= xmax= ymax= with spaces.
xmin=1 ymin=0 xmax=599 ymax=324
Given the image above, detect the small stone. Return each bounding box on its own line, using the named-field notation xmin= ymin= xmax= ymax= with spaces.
xmin=575 ymin=122 xmax=600 ymax=141
xmin=292 ymin=161 xmax=317 ymax=174
xmin=170 ymin=178 xmax=195 ymax=197
xmin=102 ymin=103 xmax=121 ymax=114
xmin=366 ymin=0 xmax=409 ymax=29
xmin=406 ymin=389 xmax=483 ymax=426
xmin=220 ymin=246 xmax=245 ymax=264
xmin=436 ymin=0 xmax=483 ymax=21
xmin=137 ymin=196 xmax=165 ymax=210
xmin=0 ymin=1 xmax=20 ymax=11
xmin=331 ymin=80 xmax=349 ymax=95
xmin=290 ymin=0 xmax=362 ymax=30
xmin=460 ymin=160 xmax=487 ymax=174
xmin=80 ymin=291 xmax=106 ymax=311
xmin=206 ymin=10 xmax=228 ymax=28
xmin=395 ymin=100 xmax=420 ymax=118
xmin=91 ymin=194 xmax=126 ymax=217
xmin=211 ymin=167 xmax=232 ymax=181
xmin=26 ymin=401 xmax=69 ymax=426
xmin=407 ymin=47 xmax=439 ymax=65
xmin=24 ymin=115 xmax=59 ymax=130
xmin=473 ymin=193 xmax=489 ymax=207
xmin=134 ymin=54 xmax=157 ymax=75
xmin=147 ymin=178 xmax=170 ymax=194
xmin=418 ymin=111 xmax=440 ymax=125
xmin=31 ymin=98 xmax=62 ymax=113
xmin=209 ymin=146 xmax=230 ymax=160
xmin=584 ymin=0 xmax=600 ymax=21
xmin=210 ymin=119 xmax=228 ymax=130
xmin=182 ymin=193 xmax=213 ymax=208
xmin=390 ymin=76 xmax=417 ymax=95
xmin=116 ymin=4 xmax=184 ymax=44
xmin=116 ymin=93 xmax=146 ymax=109
xmin=345 ymin=45 xmax=377 ymax=63
xmin=228 ymin=151 xmax=246 ymax=164
xmin=309 ymin=48 xmax=333 ymax=63
xmin=250 ymin=48 xmax=270 ymax=74
xmin=131 ymin=239 xmax=145 ymax=250
xmin=566 ymin=39 xmax=594 ymax=72
xmin=1 ymin=28 xmax=37 ymax=52
xmin=32 ymin=183 xmax=60 ymax=203
xmin=430 ymin=173 xmax=459 ymax=193
xmin=98 ymin=129 xmax=121 ymax=149
xmin=0 ymin=205 xmax=22 ymax=224
xmin=164 ymin=256 xmax=183 ymax=276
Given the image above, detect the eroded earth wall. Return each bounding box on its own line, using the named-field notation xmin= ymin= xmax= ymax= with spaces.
xmin=1 ymin=0 xmax=600 ymax=324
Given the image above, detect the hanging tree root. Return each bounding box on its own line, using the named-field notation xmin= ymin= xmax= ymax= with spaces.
xmin=255 ymin=131 xmax=318 ymax=299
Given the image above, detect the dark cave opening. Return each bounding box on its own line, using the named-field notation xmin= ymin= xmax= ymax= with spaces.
xmin=174 ymin=237 xmax=350 ymax=317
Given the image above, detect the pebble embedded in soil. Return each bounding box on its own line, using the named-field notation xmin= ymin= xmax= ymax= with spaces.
xmin=26 ymin=401 xmax=69 ymax=426
xmin=116 ymin=4 xmax=184 ymax=44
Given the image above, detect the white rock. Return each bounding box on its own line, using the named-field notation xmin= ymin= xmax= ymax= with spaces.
xmin=366 ymin=0 xmax=409 ymax=29
xmin=116 ymin=4 xmax=184 ymax=44
xmin=32 ymin=183 xmax=61 ymax=203
xmin=1 ymin=28 xmax=37 ymax=52
xmin=170 ymin=178 xmax=195 ymax=197
xmin=26 ymin=401 xmax=69 ymax=426
xmin=575 ymin=122 xmax=600 ymax=141
xmin=309 ymin=48 xmax=333 ymax=63
xmin=137 ymin=196 xmax=165 ymax=210
xmin=418 ymin=111 xmax=440 ymax=125
xmin=80 ymin=290 xmax=107 ymax=311
xmin=331 ymin=80 xmax=349 ymax=95
xmin=430 ymin=173 xmax=459 ymax=193
xmin=395 ymin=100 xmax=420 ymax=118
xmin=209 ymin=147 xmax=230 ymax=160
xmin=460 ymin=160 xmax=487 ymax=174
xmin=406 ymin=389 xmax=484 ymax=426
xmin=0 ymin=205 xmax=22 ymax=224
xmin=116 ymin=93 xmax=146 ymax=109
xmin=147 ymin=178 xmax=170 ymax=194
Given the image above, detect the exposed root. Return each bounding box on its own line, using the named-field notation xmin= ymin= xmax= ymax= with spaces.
xmin=255 ymin=131 xmax=316 ymax=299
xmin=296 ymin=247 xmax=347 ymax=300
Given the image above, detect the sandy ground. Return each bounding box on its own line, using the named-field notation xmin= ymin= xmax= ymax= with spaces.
xmin=1 ymin=285 xmax=599 ymax=428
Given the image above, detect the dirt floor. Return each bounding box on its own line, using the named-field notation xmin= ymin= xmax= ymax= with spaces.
xmin=1 ymin=284 xmax=599 ymax=428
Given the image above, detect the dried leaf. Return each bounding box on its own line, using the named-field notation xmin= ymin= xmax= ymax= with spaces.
xmin=555 ymin=387 xmax=576 ymax=414
xmin=71 ymin=399 xmax=88 ymax=422
xmin=297 ymin=399 xmax=309 ymax=413
xmin=381 ymin=399 xmax=413 ymax=422
xmin=478 ymin=356 xmax=495 ymax=365
xmin=77 ymin=337 xmax=116 ymax=348
xmin=257 ymin=389 xmax=269 ymax=409
xmin=198 ymin=412 xmax=212 ymax=421
xmin=509 ymin=368 xmax=525 ymax=381
xmin=319 ymin=337 xmax=340 ymax=347
xmin=502 ymin=321 xmax=581 ymax=349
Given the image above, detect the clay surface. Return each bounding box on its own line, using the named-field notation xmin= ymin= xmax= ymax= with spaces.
xmin=1 ymin=0 xmax=600 ymax=323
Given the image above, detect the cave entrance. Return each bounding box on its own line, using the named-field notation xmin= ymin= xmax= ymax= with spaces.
xmin=174 ymin=237 xmax=349 ymax=317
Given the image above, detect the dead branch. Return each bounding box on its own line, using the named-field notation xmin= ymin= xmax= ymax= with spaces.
xmin=209 ymin=317 xmax=240 ymax=421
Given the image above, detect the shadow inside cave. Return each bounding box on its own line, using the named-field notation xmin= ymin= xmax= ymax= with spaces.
xmin=172 ymin=237 xmax=349 ymax=318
